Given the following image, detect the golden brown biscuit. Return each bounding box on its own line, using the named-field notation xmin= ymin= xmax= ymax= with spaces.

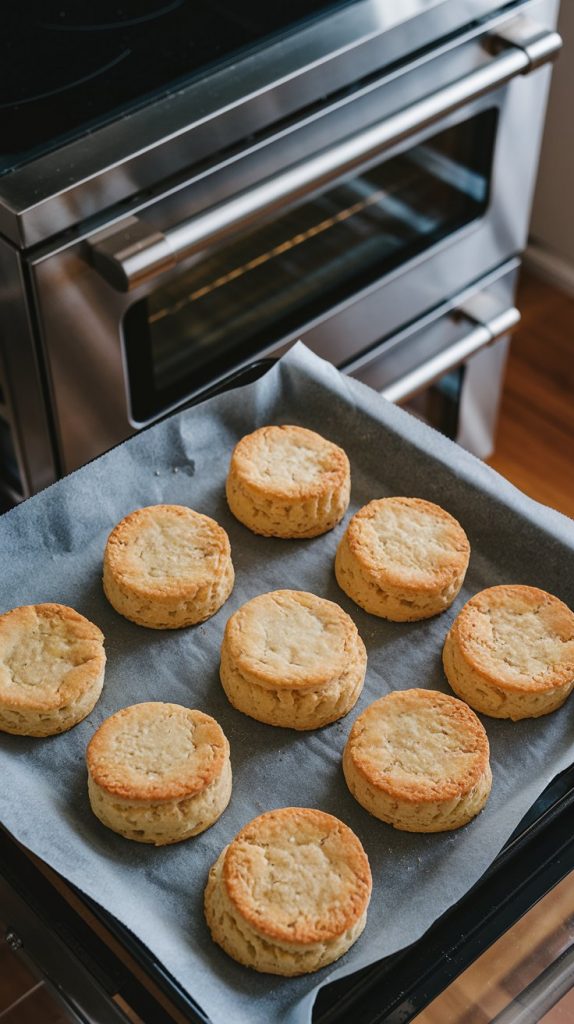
xmin=220 ymin=590 xmax=366 ymax=729
xmin=87 ymin=702 xmax=232 ymax=845
xmin=0 ymin=603 xmax=105 ymax=736
xmin=103 ymin=504 xmax=234 ymax=628
xmin=335 ymin=497 xmax=470 ymax=620
xmin=343 ymin=689 xmax=491 ymax=832
xmin=226 ymin=424 xmax=350 ymax=538
xmin=443 ymin=585 xmax=574 ymax=719
xmin=204 ymin=807 xmax=371 ymax=975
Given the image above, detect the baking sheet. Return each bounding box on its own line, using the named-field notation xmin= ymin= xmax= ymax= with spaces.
xmin=0 ymin=342 xmax=573 ymax=1024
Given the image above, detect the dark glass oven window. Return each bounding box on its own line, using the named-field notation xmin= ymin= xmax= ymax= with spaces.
xmin=124 ymin=109 xmax=498 ymax=422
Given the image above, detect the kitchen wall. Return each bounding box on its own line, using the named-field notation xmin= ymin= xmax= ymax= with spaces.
xmin=527 ymin=1 xmax=574 ymax=294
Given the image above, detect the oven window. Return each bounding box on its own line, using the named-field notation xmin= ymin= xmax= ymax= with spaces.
xmin=124 ymin=109 xmax=498 ymax=422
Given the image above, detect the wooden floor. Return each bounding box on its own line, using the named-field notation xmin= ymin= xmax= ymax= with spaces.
xmin=414 ymin=869 xmax=574 ymax=1023
xmin=486 ymin=271 xmax=574 ymax=519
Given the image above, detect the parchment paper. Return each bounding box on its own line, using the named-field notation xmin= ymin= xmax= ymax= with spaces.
xmin=0 ymin=343 xmax=573 ymax=1024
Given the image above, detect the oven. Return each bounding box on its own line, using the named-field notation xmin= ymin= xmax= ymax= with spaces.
xmin=0 ymin=0 xmax=561 ymax=502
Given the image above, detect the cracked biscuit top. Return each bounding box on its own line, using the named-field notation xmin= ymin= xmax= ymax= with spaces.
xmin=87 ymin=702 xmax=229 ymax=802
xmin=228 ymin=424 xmax=349 ymax=500
xmin=0 ymin=603 xmax=105 ymax=712
xmin=449 ymin=585 xmax=574 ymax=693
xmin=222 ymin=590 xmax=364 ymax=690
xmin=103 ymin=505 xmax=231 ymax=600
xmin=345 ymin=689 xmax=490 ymax=803
xmin=345 ymin=497 xmax=470 ymax=593
xmin=222 ymin=807 xmax=372 ymax=944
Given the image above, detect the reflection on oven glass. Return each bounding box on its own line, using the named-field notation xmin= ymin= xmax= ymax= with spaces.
xmin=123 ymin=109 xmax=497 ymax=422
xmin=413 ymin=871 xmax=574 ymax=1023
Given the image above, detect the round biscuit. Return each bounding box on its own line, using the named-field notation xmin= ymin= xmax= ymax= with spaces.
xmin=335 ymin=496 xmax=470 ymax=620
xmin=0 ymin=603 xmax=105 ymax=736
xmin=343 ymin=689 xmax=491 ymax=832
xmin=87 ymin=702 xmax=232 ymax=844
xmin=219 ymin=590 xmax=366 ymax=729
xmin=226 ymin=424 xmax=350 ymax=538
xmin=204 ymin=807 xmax=371 ymax=975
xmin=103 ymin=504 xmax=234 ymax=628
xmin=443 ymin=585 xmax=574 ymax=719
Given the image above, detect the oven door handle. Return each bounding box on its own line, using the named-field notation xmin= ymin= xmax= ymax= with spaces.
xmin=89 ymin=17 xmax=561 ymax=292
xmin=379 ymin=302 xmax=520 ymax=404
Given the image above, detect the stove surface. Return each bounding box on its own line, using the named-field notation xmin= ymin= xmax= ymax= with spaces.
xmin=1 ymin=0 xmax=500 ymax=246
xmin=1 ymin=0 xmax=359 ymax=177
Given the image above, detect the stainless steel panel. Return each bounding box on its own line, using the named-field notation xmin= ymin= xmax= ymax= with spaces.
xmin=457 ymin=335 xmax=511 ymax=459
xmin=0 ymin=0 xmax=536 ymax=246
xmin=348 ymin=262 xmax=519 ymax=458
xmin=0 ymin=241 xmax=57 ymax=496
xmin=28 ymin=250 xmax=132 ymax=474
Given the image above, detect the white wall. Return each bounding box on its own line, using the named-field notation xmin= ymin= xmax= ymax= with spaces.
xmin=528 ymin=2 xmax=574 ymax=292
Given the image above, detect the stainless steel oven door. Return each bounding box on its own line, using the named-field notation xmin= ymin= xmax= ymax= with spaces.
xmin=28 ymin=0 xmax=559 ymax=478
xmin=346 ymin=259 xmax=520 ymax=459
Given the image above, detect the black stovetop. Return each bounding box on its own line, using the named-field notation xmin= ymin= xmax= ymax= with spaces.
xmin=1 ymin=1 xmax=355 ymax=177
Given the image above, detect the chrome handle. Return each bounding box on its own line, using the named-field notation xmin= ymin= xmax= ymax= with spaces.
xmin=90 ymin=17 xmax=561 ymax=292
xmin=380 ymin=301 xmax=520 ymax=404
